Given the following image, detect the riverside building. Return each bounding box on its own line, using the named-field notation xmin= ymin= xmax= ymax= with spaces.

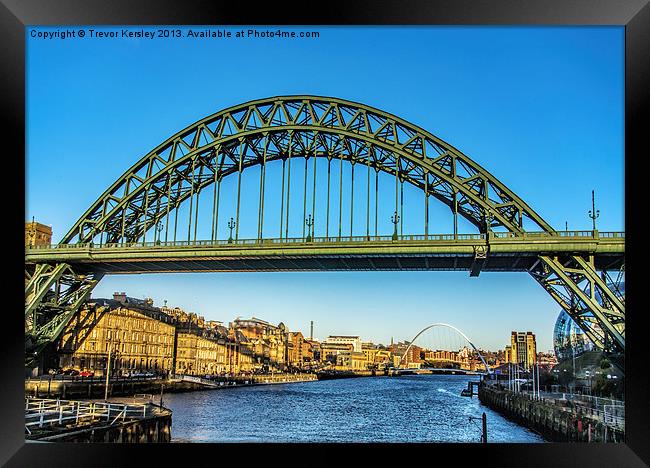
xmin=57 ymin=296 xmax=176 ymax=376
xmin=323 ymin=335 xmax=362 ymax=352
xmin=56 ymin=294 xmax=257 ymax=377
xmin=25 ymin=219 xmax=52 ymax=247
xmin=231 ymin=317 xmax=287 ymax=371
xmin=286 ymin=331 xmax=315 ymax=369
xmin=52 ymin=292 xmax=332 ymax=377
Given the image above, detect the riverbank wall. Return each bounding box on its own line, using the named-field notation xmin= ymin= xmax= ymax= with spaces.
xmin=25 ymin=373 xmax=317 ymax=399
xmin=478 ymin=383 xmax=624 ymax=442
xmin=26 ymin=378 xmax=200 ymax=400
xmin=316 ymin=369 xmax=388 ymax=380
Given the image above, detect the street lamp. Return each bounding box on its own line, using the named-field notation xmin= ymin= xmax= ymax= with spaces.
xmin=104 ymin=339 xmax=120 ymax=402
xmin=484 ymin=211 xmax=494 ymax=234
xmin=588 ymin=190 xmax=600 ymax=231
xmin=155 ymin=221 xmax=164 ymax=245
xmin=227 ymin=218 xmax=236 ymax=244
xmin=391 ymin=211 xmax=400 ymax=241
xmin=305 ymin=215 xmax=314 ymax=242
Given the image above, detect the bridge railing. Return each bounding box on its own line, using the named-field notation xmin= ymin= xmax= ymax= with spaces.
xmin=25 ymin=230 xmax=624 ymax=251
xmin=598 ymin=232 xmax=625 ymax=238
xmin=24 ymin=397 xmax=152 ymax=433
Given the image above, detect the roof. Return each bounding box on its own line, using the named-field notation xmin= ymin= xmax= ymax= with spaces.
xmin=88 ymin=298 xmax=171 ymax=323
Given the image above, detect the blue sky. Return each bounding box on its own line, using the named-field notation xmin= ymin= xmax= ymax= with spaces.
xmin=26 ymin=26 xmax=624 ymax=351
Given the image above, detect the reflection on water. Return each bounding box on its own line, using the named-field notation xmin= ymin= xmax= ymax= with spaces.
xmin=163 ymin=374 xmax=545 ymax=443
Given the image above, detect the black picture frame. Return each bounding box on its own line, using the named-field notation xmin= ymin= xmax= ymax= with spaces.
xmin=3 ymin=1 xmax=648 ymax=466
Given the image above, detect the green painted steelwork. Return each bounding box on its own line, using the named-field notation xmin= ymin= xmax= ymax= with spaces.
xmin=59 ymin=96 xmax=554 ymax=245
xmin=26 ymin=231 xmax=624 ymax=265
xmin=25 ymin=96 xmax=625 ymax=369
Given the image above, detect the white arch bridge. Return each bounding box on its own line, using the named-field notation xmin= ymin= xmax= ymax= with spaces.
xmin=395 ymin=323 xmax=491 ymax=375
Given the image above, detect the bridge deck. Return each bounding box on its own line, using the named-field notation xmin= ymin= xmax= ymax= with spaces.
xmin=25 ymin=231 xmax=624 ymax=274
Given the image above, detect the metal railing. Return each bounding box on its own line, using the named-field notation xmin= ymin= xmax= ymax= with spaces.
xmin=487 ymin=383 xmax=625 ymax=430
xmin=25 ymin=230 xmax=624 ymax=252
xmin=24 ymin=397 xmax=152 ymax=433
xmin=27 ymin=374 xmax=160 ymax=384
xmin=174 ymin=372 xmax=317 ymax=387
xmin=603 ymin=405 xmax=625 ymax=430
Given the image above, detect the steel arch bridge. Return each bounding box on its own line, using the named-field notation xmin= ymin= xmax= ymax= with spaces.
xmin=25 ymin=95 xmax=625 ymax=369
xmin=397 ymin=323 xmax=491 ymax=374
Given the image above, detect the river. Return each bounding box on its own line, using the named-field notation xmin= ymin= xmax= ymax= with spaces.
xmin=163 ymin=374 xmax=545 ymax=442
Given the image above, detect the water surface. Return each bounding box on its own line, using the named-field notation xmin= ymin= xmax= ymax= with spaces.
xmin=163 ymin=374 xmax=545 ymax=443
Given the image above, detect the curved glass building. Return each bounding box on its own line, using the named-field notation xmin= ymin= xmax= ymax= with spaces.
xmin=553 ymin=281 xmax=624 ymax=362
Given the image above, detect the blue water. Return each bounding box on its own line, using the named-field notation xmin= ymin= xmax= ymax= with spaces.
xmin=163 ymin=374 xmax=545 ymax=443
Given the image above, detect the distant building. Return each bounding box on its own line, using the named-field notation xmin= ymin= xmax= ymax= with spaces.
xmin=424 ymin=349 xmax=461 ymax=366
xmin=507 ymin=331 xmax=537 ymax=370
xmin=537 ymin=351 xmax=558 ymax=367
xmin=320 ymin=342 xmax=354 ymax=365
xmin=324 ymin=335 xmax=362 ymax=352
xmin=305 ymin=339 xmax=321 ymax=363
xmin=388 ymin=341 xmax=423 ymax=368
xmin=362 ymin=342 xmax=379 ymax=365
xmin=25 ymin=219 xmax=52 ymax=246
xmin=287 ymin=331 xmax=312 ymax=368
xmin=374 ymin=349 xmax=392 ymax=367
xmin=231 ymin=317 xmax=287 ymax=370
xmin=336 ymin=350 xmax=367 ymax=370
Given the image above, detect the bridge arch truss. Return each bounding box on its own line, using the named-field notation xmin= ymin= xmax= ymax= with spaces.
xmin=25 ymin=96 xmax=625 ymax=369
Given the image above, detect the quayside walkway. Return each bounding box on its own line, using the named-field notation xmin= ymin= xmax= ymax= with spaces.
xmin=24 ymin=397 xmax=172 ymax=442
xmin=478 ymin=383 xmax=624 ymax=442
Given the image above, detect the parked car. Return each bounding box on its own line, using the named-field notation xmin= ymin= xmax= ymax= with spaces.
xmin=62 ymin=368 xmax=79 ymax=376
xmin=48 ymin=368 xmax=63 ymax=375
xmin=78 ymin=370 xmax=94 ymax=377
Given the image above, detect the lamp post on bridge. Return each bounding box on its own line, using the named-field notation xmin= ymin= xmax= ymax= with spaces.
xmin=391 ymin=211 xmax=400 ymax=241
xmin=588 ymin=190 xmax=600 ymax=232
xmin=484 ymin=211 xmax=494 ymax=236
xmin=305 ymin=215 xmax=314 ymax=242
xmin=155 ymin=221 xmax=163 ymax=245
xmin=227 ymin=218 xmax=236 ymax=244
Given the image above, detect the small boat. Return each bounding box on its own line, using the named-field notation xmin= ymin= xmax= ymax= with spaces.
xmin=461 ymin=389 xmax=472 ymax=397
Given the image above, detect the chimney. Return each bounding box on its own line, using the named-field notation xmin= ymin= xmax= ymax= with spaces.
xmin=310 ymin=321 xmax=314 ymax=341
xmin=113 ymin=292 xmax=127 ymax=304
